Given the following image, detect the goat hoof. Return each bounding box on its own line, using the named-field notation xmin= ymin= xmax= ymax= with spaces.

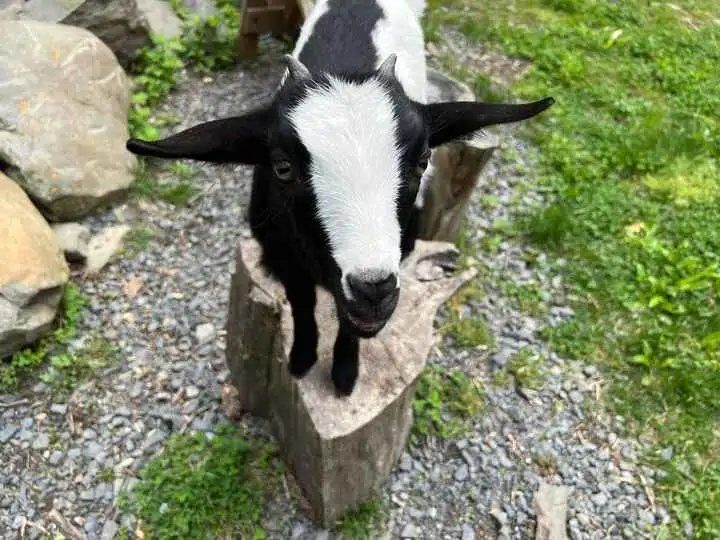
xmin=289 ymin=347 xmax=316 ymax=378
xmin=331 ymin=365 xmax=357 ymax=396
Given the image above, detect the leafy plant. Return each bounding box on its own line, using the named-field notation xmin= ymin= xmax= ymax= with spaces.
xmin=121 ymin=425 xmax=282 ymax=539
xmin=413 ymin=366 xmax=484 ymax=439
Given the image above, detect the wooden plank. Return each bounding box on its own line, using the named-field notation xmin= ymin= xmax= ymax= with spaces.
xmin=241 ymin=5 xmax=286 ymax=34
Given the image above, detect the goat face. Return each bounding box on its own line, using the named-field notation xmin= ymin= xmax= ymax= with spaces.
xmin=126 ymin=55 xmax=553 ymax=337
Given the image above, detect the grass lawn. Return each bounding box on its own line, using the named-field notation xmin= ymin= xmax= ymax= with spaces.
xmin=425 ymin=0 xmax=720 ymax=537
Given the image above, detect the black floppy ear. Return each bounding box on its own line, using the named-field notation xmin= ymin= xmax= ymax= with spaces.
xmin=423 ymin=97 xmax=554 ymax=148
xmin=126 ymin=108 xmax=272 ymax=164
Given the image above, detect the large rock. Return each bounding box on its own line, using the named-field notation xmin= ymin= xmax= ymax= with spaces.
xmin=0 ymin=172 xmax=69 ymax=359
xmin=0 ymin=20 xmax=136 ymax=221
xmin=226 ymin=239 xmax=475 ymax=526
xmin=13 ymin=0 xmax=151 ymax=67
xmin=136 ymin=0 xmax=182 ymax=39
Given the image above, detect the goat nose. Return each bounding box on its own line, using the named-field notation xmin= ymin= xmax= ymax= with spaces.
xmin=346 ymin=272 xmax=397 ymax=303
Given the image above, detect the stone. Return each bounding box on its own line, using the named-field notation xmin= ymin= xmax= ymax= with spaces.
xmin=462 ymin=523 xmax=476 ymax=540
xmin=49 ymin=403 xmax=68 ymax=415
xmin=0 ymin=21 xmax=135 ymax=220
xmin=52 ymin=223 xmax=91 ymax=263
xmin=85 ymin=226 xmax=131 ymax=275
xmin=100 ymin=519 xmax=119 ymax=540
xmin=195 ymin=322 xmax=216 ymax=345
xmin=179 ymin=0 xmax=217 ymax=17
xmin=0 ymin=424 xmax=19 ymax=444
xmin=0 ymin=173 xmax=69 ymax=358
xmin=226 ymin=239 xmax=475 ymax=526
xmin=534 ymin=482 xmax=569 ymax=540
xmin=32 ymin=433 xmax=49 ymax=450
xmin=454 ymin=464 xmax=469 ymax=482
xmin=136 ymin=0 xmax=182 ymax=38
xmin=400 ymin=523 xmax=418 ymax=538
xmin=17 ymin=0 xmax=150 ymax=67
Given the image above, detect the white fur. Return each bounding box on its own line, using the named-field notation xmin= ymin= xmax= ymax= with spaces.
xmin=289 ymin=77 xmax=402 ymax=289
xmin=371 ymin=0 xmax=427 ymax=102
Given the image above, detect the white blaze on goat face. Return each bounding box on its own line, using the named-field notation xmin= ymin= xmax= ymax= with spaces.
xmin=289 ymin=76 xmax=402 ymax=291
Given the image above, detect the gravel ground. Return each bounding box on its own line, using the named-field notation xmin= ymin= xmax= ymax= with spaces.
xmin=0 ymin=47 xmax=664 ymax=539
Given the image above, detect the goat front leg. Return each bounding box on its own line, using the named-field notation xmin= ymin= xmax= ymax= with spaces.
xmin=331 ymin=319 xmax=360 ymax=395
xmin=285 ymin=278 xmax=319 ymax=378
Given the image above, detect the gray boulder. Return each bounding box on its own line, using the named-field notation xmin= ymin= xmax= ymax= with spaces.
xmin=136 ymin=0 xmax=182 ymax=39
xmin=13 ymin=0 xmax=151 ymax=67
xmin=0 ymin=172 xmax=69 ymax=359
xmin=0 ymin=21 xmax=136 ymax=221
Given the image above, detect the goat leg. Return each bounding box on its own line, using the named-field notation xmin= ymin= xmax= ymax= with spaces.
xmin=285 ymin=278 xmax=319 ymax=378
xmin=331 ymin=320 xmax=359 ymax=395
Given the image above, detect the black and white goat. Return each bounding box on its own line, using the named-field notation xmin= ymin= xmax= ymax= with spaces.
xmin=127 ymin=0 xmax=553 ymax=395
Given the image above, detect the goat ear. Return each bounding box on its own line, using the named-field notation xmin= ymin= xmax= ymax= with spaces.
xmin=377 ymin=54 xmax=397 ymax=79
xmin=423 ymin=97 xmax=554 ymax=148
xmin=126 ymin=108 xmax=271 ymax=164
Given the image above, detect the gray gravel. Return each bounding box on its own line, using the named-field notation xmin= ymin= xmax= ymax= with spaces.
xmin=0 ymin=44 xmax=663 ymax=539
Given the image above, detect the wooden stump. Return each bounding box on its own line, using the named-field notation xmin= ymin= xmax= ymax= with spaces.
xmin=226 ymin=240 xmax=475 ymax=526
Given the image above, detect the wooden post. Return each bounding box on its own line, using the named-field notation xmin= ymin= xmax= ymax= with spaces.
xmin=238 ymin=0 xmax=301 ymax=58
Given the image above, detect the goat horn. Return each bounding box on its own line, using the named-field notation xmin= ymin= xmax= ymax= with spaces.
xmin=282 ymin=54 xmax=311 ymax=81
xmin=377 ymin=54 xmax=397 ymax=78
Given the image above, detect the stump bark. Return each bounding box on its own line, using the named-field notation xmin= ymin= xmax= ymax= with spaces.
xmin=225 ymin=69 xmax=496 ymax=526
xmin=226 ymin=240 xmax=475 ymax=526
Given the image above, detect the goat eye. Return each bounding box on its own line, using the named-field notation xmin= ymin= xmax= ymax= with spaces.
xmin=272 ymin=160 xmax=293 ymax=182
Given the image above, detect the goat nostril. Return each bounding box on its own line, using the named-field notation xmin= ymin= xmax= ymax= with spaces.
xmin=347 ymin=272 xmax=397 ymax=302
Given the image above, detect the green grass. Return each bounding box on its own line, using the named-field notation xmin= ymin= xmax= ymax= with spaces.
xmin=1 ymin=283 xmax=86 ymax=392
xmin=121 ymin=425 xmax=282 ymax=539
xmin=334 ymin=500 xmax=386 ymax=539
xmin=130 ymin=161 xmax=199 ymax=207
xmin=505 ymin=348 xmax=545 ymax=390
xmin=426 ymin=0 xmax=720 ymax=535
xmin=412 ymin=366 xmax=485 ymax=440
xmin=123 ymin=225 xmax=157 ymax=257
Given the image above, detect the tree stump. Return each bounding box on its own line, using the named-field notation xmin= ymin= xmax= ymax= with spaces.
xmin=226 ymin=240 xmax=475 ymax=526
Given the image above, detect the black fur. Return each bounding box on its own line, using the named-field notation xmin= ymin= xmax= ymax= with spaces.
xmin=298 ymin=0 xmax=384 ymax=75
xmin=125 ymin=3 xmax=554 ymax=395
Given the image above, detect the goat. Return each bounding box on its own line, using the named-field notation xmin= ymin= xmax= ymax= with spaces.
xmin=126 ymin=0 xmax=554 ymax=395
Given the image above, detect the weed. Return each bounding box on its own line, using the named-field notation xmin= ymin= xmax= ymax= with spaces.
xmin=98 ymin=467 xmax=115 ymax=483
xmin=505 ymin=348 xmax=545 ymax=390
xmin=121 ymin=425 xmax=282 ymax=539
xmin=532 ymin=452 xmax=558 ymax=477
xmin=123 ymin=226 xmax=157 ymax=258
xmin=502 ymin=281 xmax=548 ymax=317
xmin=443 ymin=284 xmax=494 ymax=348
xmin=39 ymin=337 xmax=117 ymax=397
xmin=335 ymin=499 xmax=386 ymax=539
xmin=0 ymin=283 xmax=86 ymax=391
xmin=130 ymin=162 xmax=199 ymax=207
xmin=413 ymin=366 xmax=484 ymax=440
xmin=426 ymin=0 xmax=720 ymax=533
